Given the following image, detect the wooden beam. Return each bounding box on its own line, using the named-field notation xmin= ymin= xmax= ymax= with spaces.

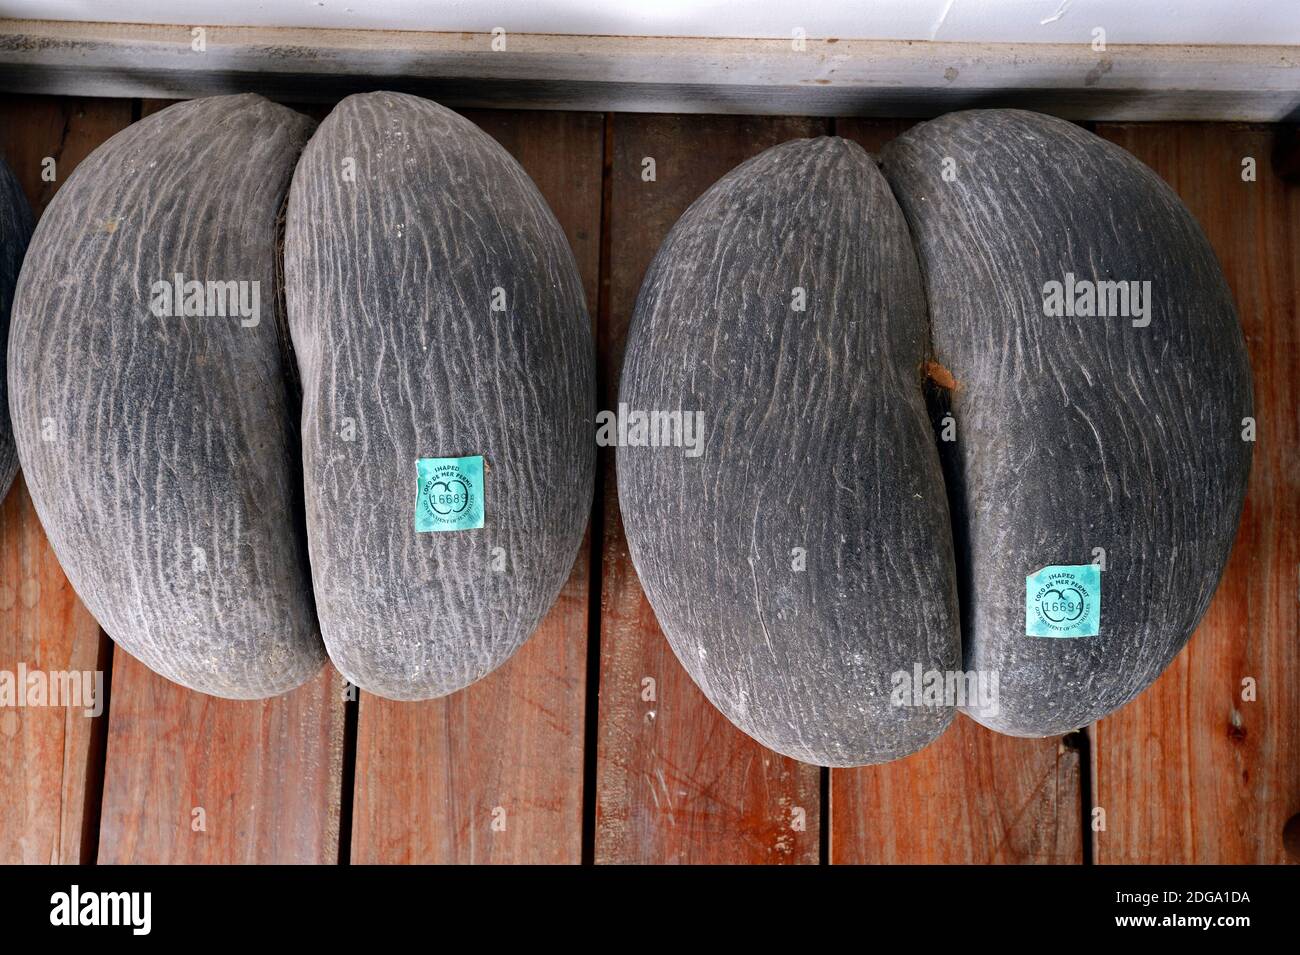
xmin=1 ymin=19 xmax=1297 ymax=121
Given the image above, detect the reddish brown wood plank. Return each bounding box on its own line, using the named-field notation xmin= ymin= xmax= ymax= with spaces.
xmin=827 ymin=116 xmax=1083 ymax=864
xmin=832 ymin=721 xmax=1083 ymax=863
xmin=594 ymin=115 xmax=826 ymax=864
xmin=349 ymin=109 xmax=603 ymax=864
xmin=1091 ymin=123 xmax=1299 ymax=864
xmin=0 ymin=95 xmax=133 ymax=864
xmin=0 ymin=95 xmax=133 ymax=217
xmin=98 ymin=653 xmax=345 ymax=863
xmin=0 ymin=476 xmax=108 ymax=864
xmin=94 ymin=95 xmax=346 ymax=864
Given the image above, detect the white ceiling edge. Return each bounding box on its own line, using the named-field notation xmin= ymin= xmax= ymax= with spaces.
xmin=1 ymin=0 xmax=1297 ymax=45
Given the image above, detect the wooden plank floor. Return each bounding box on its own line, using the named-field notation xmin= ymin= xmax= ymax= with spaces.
xmin=0 ymin=95 xmax=1295 ymax=864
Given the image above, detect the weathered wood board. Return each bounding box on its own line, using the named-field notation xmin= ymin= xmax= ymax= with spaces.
xmin=3 ymin=20 xmax=1298 ymax=122
xmin=98 ymin=653 xmax=345 ymax=864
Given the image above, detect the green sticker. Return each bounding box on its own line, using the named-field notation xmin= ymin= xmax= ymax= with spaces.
xmin=1026 ymin=564 xmax=1100 ymax=638
xmin=415 ymin=456 xmax=484 ymax=532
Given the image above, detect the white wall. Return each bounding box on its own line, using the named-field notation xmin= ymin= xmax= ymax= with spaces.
xmin=0 ymin=0 xmax=1296 ymax=45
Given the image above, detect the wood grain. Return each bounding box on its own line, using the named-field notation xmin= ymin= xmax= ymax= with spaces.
xmin=0 ymin=477 xmax=109 ymax=864
xmin=832 ymin=721 xmax=1083 ymax=863
xmin=1091 ymin=123 xmax=1299 ymax=864
xmin=98 ymin=652 xmax=345 ymax=863
xmin=349 ymin=109 xmax=602 ymax=864
xmin=595 ymin=115 xmax=826 ymax=864
xmin=94 ymin=96 xmax=345 ymax=863
xmin=0 ymin=95 xmax=132 ymax=864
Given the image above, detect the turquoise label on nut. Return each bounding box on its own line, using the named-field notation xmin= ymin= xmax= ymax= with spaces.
xmin=415 ymin=456 xmax=484 ymax=532
xmin=1026 ymin=564 xmax=1100 ymax=638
